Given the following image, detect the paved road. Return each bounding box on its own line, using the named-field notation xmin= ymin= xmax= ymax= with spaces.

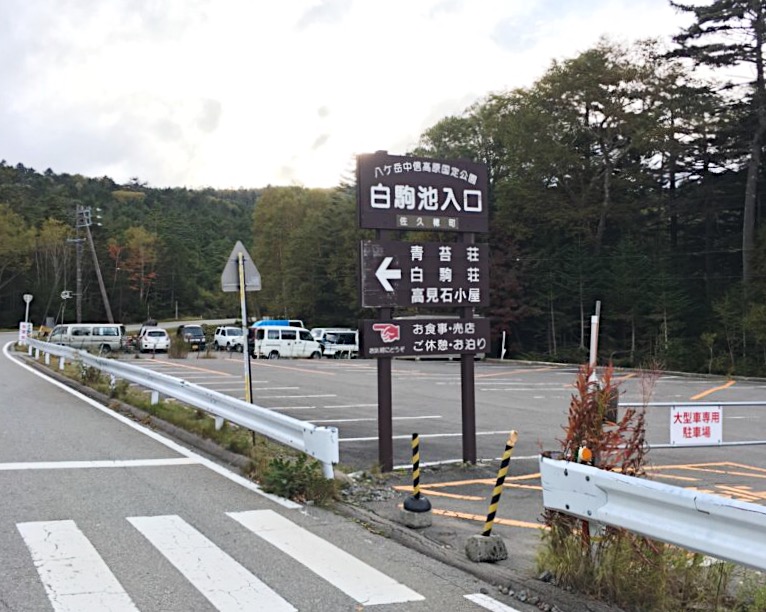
xmin=1 ymin=335 xmax=547 ymax=612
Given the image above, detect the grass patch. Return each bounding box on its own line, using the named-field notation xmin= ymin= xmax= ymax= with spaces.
xmin=53 ymin=357 xmax=339 ymax=506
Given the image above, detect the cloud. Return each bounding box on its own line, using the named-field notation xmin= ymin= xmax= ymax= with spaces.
xmin=296 ymin=0 xmax=352 ymax=30
xmin=0 ymin=0 xmax=695 ymax=189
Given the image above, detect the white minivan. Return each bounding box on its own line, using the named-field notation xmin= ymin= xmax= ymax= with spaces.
xmin=251 ymin=325 xmax=322 ymax=359
xmin=47 ymin=323 xmax=125 ymax=352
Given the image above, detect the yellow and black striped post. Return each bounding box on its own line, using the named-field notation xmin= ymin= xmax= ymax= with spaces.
xmin=403 ymin=433 xmax=431 ymax=512
xmin=481 ymin=430 xmax=519 ymax=537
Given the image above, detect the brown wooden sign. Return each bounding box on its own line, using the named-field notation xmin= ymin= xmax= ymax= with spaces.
xmin=360 ymin=240 xmax=489 ymax=308
xmin=357 ymin=151 xmax=489 ymax=233
xmin=360 ymin=317 xmax=490 ymax=358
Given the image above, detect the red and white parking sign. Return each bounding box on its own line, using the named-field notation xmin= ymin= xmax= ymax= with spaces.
xmin=18 ymin=321 xmax=33 ymax=345
xmin=670 ymin=405 xmax=723 ymax=446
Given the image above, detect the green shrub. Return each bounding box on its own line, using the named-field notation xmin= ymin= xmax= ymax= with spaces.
xmin=261 ymin=454 xmax=337 ymax=505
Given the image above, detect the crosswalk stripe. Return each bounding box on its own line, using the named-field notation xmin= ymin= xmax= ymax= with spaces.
xmin=128 ymin=515 xmax=296 ymax=612
xmin=17 ymin=520 xmax=139 ymax=612
xmin=465 ymin=592 xmax=524 ymax=610
xmin=228 ymin=509 xmax=424 ymax=606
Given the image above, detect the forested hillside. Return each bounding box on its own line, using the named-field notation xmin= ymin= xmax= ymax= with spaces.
xmin=2 ymin=2 xmax=765 ymax=375
xmin=0 ymin=166 xmax=260 ymax=326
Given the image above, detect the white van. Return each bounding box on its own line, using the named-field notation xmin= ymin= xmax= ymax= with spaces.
xmin=48 ymin=323 xmax=125 ymax=353
xmin=316 ymin=329 xmax=359 ymax=358
xmin=251 ymin=325 xmax=322 ymax=359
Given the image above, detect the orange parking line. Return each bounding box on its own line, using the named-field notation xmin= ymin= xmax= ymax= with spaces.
xmin=648 ymin=473 xmax=700 ymax=482
xmin=431 ymin=509 xmax=547 ymax=530
xmin=690 ymin=380 xmax=735 ymax=400
xmin=504 ymin=483 xmax=543 ymax=491
xmin=722 ymin=462 xmax=766 ymax=475
xmin=393 ymin=485 xmax=484 ymax=501
xmin=713 ymin=485 xmax=762 ymax=503
xmin=413 ymin=472 xmax=541 ymax=490
xmin=615 ymin=373 xmax=637 ymax=381
xmin=675 ymin=466 xmax=766 ymax=480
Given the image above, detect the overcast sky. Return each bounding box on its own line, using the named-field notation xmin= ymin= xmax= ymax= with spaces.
xmin=1 ymin=0 xmax=693 ymax=189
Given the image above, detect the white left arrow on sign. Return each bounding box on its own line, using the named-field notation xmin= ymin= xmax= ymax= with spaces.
xmin=375 ymin=256 xmax=401 ymax=292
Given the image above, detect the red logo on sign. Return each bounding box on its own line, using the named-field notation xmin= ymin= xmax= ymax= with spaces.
xmin=372 ymin=323 xmax=400 ymax=343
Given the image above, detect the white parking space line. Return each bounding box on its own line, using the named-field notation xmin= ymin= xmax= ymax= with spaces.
xmin=128 ymin=515 xmax=296 ymax=612
xmin=341 ymin=430 xmax=511 ymax=442
xmin=0 ymin=458 xmax=199 ymax=471
xmin=255 ymin=394 xmax=337 ymax=399
xmin=205 ymin=380 xmax=269 ymax=385
xmin=311 ymin=415 xmax=442 ymax=424
xmin=228 ymin=510 xmax=424 ymax=606
xmin=267 ymin=403 xmax=377 ymax=411
xmin=17 ymin=520 xmax=139 ymax=612
xmin=465 ymin=592 xmax=524 ymax=611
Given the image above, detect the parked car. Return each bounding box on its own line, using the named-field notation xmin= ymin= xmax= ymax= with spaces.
xmin=213 ymin=326 xmax=245 ymax=352
xmin=250 ymin=325 xmax=322 ymax=359
xmin=47 ymin=323 xmax=126 ymax=353
xmin=316 ymin=329 xmax=359 ymax=358
xmin=310 ymin=327 xmax=352 ymax=341
xmin=177 ymin=324 xmax=207 ymax=351
xmin=139 ymin=327 xmax=170 ymax=352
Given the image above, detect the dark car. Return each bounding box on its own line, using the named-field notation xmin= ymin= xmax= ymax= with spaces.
xmin=177 ymin=324 xmax=207 ymax=351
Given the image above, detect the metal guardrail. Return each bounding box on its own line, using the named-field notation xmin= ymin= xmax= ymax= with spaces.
xmin=540 ymin=456 xmax=766 ymax=571
xmin=26 ymin=339 xmax=339 ymax=478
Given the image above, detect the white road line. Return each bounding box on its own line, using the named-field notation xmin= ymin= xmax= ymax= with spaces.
xmin=256 ymin=394 xmax=337 ymax=399
xmin=341 ymin=430 xmax=512 ymax=442
xmin=4 ymin=343 xmax=300 ymax=509
xmin=17 ymin=520 xmax=139 ymax=612
xmin=228 ymin=510 xmax=424 ymax=606
xmin=465 ymin=592 xmax=524 ymax=611
xmin=268 ymin=403 xmax=376 ymax=411
xmin=128 ymin=515 xmax=295 ymax=612
xmin=0 ymin=458 xmax=199 ymax=471
xmin=311 ymin=415 xmax=442 ymax=424
xmin=205 ymin=380 xmax=269 ymax=385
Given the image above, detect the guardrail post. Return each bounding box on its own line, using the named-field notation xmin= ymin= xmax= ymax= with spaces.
xmin=44 ymin=352 xmax=51 ymax=365
xmin=400 ymin=433 xmax=432 ymax=528
xmin=150 ymin=390 xmax=159 ymax=405
xmin=465 ymin=430 xmax=518 ymax=563
xmin=59 ymin=356 xmax=66 ymax=370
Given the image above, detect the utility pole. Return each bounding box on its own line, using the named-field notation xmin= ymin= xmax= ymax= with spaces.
xmin=71 ymin=204 xmax=114 ymax=324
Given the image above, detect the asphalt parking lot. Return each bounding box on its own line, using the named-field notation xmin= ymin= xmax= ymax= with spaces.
xmin=125 ymin=352 xmax=766 ymax=577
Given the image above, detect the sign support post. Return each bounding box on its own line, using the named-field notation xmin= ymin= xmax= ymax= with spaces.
xmin=238 ymin=251 xmax=253 ymax=404
xmin=460 ymin=232 xmax=477 ymax=464
xmin=376 ymin=226 xmax=394 ymax=472
xmin=221 ymin=241 xmax=261 ymax=405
